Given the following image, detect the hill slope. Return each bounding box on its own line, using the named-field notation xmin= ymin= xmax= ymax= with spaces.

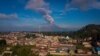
xmin=73 ymin=24 xmax=100 ymax=38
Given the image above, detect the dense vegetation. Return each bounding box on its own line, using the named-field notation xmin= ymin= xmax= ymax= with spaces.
xmin=0 ymin=39 xmax=7 ymax=54
xmin=75 ymin=24 xmax=100 ymax=38
xmin=11 ymin=45 xmax=38 ymax=56
xmin=0 ymin=39 xmax=6 ymax=47
xmin=68 ymin=24 xmax=100 ymax=39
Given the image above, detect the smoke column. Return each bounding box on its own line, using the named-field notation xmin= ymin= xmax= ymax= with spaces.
xmin=26 ymin=0 xmax=54 ymax=24
xmin=25 ymin=0 xmax=66 ymax=31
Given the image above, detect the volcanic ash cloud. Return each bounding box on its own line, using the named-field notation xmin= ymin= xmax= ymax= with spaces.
xmin=25 ymin=0 xmax=54 ymax=24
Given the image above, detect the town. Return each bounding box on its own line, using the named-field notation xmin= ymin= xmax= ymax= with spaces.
xmin=0 ymin=32 xmax=100 ymax=56
xmin=0 ymin=0 xmax=100 ymax=56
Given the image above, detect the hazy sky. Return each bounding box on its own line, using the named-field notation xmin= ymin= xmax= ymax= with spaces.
xmin=0 ymin=0 xmax=100 ymax=31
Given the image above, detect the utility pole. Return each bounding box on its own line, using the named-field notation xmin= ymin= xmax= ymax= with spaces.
xmin=39 ymin=25 xmax=40 ymax=33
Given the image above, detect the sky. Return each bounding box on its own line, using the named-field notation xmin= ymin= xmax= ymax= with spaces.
xmin=0 ymin=0 xmax=100 ymax=32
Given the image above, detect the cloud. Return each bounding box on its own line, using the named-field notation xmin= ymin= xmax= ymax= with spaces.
xmin=25 ymin=0 xmax=54 ymax=24
xmin=65 ymin=0 xmax=100 ymax=11
xmin=17 ymin=0 xmax=26 ymax=4
xmin=0 ymin=13 xmax=18 ymax=20
xmin=92 ymin=1 xmax=100 ymax=9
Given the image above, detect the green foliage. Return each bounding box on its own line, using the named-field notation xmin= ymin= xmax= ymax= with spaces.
xmin=58 ymin=38 xmax=67 ymax=44
xmin=11 ymin=45 xmax=38 ymax=56
xmin=41 ymin=32 xmax=68 ymax=36
xmin=25 ymin=33 xmax=37 ymax=38
xmin=0 ymin=39 xmax=6 ymax=47
xmin=73 ymin=24 xmax=100 ymax=39
xmin=76 ymin=44 xmax=84 ymax=49
xmin=0 ymin=39 xmax=7 ymax=54
xmin=0 ymin=47 xmax=5 ymax=54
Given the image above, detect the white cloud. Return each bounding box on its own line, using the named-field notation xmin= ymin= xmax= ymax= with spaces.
xmin=0 ymin=13 xmax=18 ymax=20
xmin=65 ymin=0 xmax=100 ymax=11
xmin=92 ymin=1 xmax=100 ymax=9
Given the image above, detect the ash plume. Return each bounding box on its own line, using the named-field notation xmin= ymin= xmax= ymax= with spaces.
xmin=25 ymin=0 xmax=66 ymax=30
xmin=26 ymin=0 xmax=54 ymax=24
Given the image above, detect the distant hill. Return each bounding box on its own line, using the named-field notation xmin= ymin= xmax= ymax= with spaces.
xmin=73 ymin=24 xmax=100 ymax=38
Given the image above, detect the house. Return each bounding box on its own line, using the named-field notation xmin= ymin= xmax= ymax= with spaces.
xmin=77 ymin=49 xmax=85 ymax=54
xmin=97 ymin=42 xmax=100 ymax=46
xmin=83 ymin=42 xmax=92 ymax=48
xmin=49 ymin=51 xmax=69 ymax=56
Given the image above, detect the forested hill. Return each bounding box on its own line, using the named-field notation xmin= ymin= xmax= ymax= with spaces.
xmin=73 ymin=24 xmax=100 ymax=39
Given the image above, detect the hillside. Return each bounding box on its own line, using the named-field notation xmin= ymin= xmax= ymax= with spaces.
xmin=73 ymin=24 xmax=100 ymax=39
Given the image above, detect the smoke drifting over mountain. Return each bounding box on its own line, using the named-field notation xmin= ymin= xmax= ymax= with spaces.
xmin=26 ymin=0 xmax=54 ymax=24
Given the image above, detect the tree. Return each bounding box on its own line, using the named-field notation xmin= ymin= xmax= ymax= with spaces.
xmin=0 ymin=39 xmax=6 ymax=47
